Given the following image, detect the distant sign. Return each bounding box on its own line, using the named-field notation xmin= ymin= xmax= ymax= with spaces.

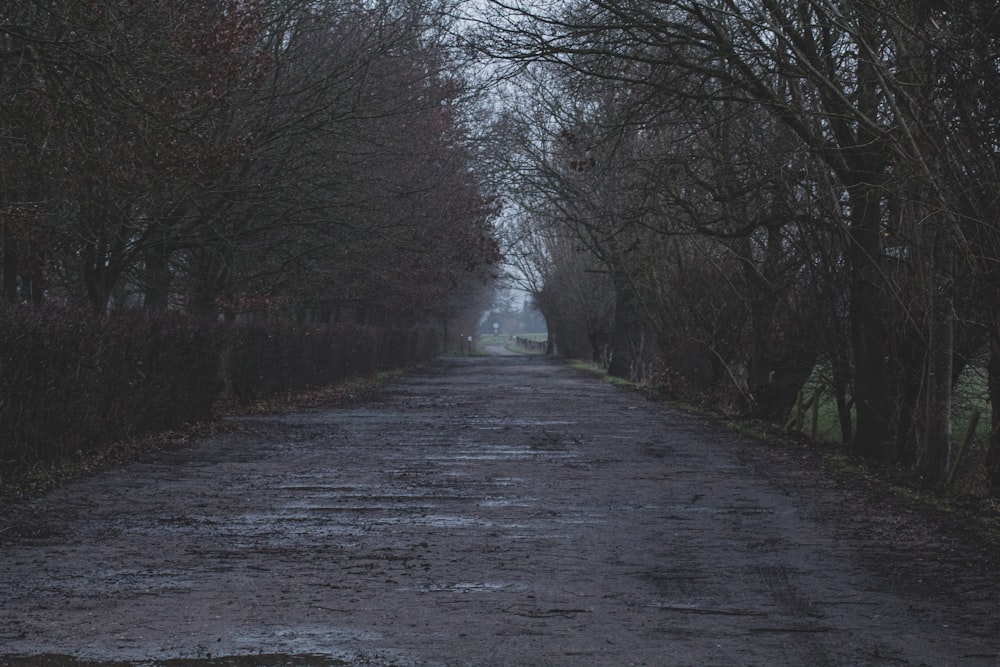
xmin=492 ymin=322 xmax=500 ymax=332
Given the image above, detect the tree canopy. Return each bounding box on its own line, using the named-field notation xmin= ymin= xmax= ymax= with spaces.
xmin=0 ymin=0 xmax=501 ymax=328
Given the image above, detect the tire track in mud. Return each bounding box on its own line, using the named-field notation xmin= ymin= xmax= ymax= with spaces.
xmin=1 ymin=355 xmax=999 ymax=666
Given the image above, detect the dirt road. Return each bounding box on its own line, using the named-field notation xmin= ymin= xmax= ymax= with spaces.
xmin=2 ymin=355 xmax=999 ymax=666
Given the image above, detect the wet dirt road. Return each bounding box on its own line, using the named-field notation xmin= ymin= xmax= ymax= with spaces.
xmin=2 ymin=355 xmax=999 ymax=666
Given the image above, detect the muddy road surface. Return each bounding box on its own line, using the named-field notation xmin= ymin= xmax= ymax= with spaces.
xmin=2 ymin=355 xmax=999 ymax=666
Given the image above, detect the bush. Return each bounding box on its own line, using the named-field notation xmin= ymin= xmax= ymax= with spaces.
xmin=0 ymin=307 xmax=442 ymax=480
xmin=226 ymin=322 xmax=440 ymax=405
xmin=0 ymin=306 xmax=223 ymax=478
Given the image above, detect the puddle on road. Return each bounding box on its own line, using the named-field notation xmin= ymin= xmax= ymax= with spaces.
xmin=0 ymin=655 xmax=348 ymax=667
xmin=405 ymin=580 xmax=527 ymax=594
xmin=424 ymin=446 xmax=577 ymax=462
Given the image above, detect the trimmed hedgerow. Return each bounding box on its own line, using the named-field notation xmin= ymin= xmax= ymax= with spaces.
xmin=0 ymin=306 xmax=441 ymax=479
xmin=0 ymin=307 xmax=223 ymax=476
xmin=225 ymin=322 xmax=440 ymax=405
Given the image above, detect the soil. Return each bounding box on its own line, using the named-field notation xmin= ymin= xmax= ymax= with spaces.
xmin=1 ymin=353 xmax=999 ymax=666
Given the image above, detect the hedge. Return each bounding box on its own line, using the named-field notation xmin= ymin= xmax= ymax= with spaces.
xmin=0 ymin=306 xmax=441 ymax=479
xmin=224 ymin=322 xmax=441 ymax=405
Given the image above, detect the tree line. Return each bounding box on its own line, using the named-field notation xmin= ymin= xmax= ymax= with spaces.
xmin=474 ymin=0 xmax=1000 ymax=490
xmin=0 ymin=0 xmax=500 ymax=331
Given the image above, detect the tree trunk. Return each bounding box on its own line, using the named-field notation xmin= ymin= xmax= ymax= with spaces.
xmin=143 ymin=233 xmax=173 ymax=309
xmin=848 ymin=182 xmax=897 ymax=462
xmin=832 ymin=360 xmax=854 ymax=446
xmin=745 ymin=226 xmax=792 ymax=420
xmin=607 ymin=269 xmax=639 ymax=379
xmin=2 ymin=223 xmax=17 ymax=303
xmin=895 ymin=333 xmax=924 ymax=468
xmin=986 ymin=321 xmax=1000 ymax=496
xmin=82 ymin=262 xmax=119 ymax=315
xmin=916 ymin=219 xmax=955 ymax=483
xmin=187 ymin=247 xmax=229 ymax=318
xmin=918 ymin=293 xmax=954 ymax=483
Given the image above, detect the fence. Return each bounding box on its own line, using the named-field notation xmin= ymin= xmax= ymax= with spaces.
xmin=512 ymin=336 xmax=548 ymax=354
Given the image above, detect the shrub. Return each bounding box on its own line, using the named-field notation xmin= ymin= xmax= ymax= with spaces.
xmin=226 ymin=322 xmax=440 ymax=405
xmin=0 ymin=307 xmax=222 ymax=478
xmin=0 ymin=307 xmax=442 ymax=480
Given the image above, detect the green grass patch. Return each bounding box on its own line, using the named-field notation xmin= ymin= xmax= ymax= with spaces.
xmin=952 ymin=365 xmax=991 ymax=443
xmin=787 ymin=360 xmax=993 ymax=496
xmin=792 ymin=361 xmax=991 ymax=448
xmin=567 ymin=360 xmax=634 ymax=387
xmin=567 ymin=360 xmax=604 ymax=375
xmin=477 ymin=333 xmax=510 ymax=346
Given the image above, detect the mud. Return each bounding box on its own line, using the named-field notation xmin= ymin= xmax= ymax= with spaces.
xmin=1 ymin=354 xmax=999 ymax=666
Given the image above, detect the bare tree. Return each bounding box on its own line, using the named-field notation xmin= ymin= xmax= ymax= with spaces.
xmin=0 ymin=0 xmax=500 ymax=331
xmin=474 ymin=0 xmax=1000 ymax=483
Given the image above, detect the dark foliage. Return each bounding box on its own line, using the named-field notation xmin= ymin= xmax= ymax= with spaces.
xmin=0 ymin=306 xmax=222 ymax=476
xmin=0 ymin=307 xmax=440 ymax=479
xmin=226 ymin=323 xmax=440 ymax=405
